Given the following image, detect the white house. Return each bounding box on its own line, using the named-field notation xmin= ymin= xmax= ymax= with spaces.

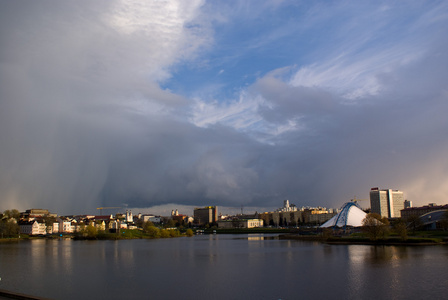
xmin=19 ymin=220 xmax=46 ymax=235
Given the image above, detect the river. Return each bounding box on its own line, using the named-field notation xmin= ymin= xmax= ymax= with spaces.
xmin=0 ymin=234 xmax=447 ymax=299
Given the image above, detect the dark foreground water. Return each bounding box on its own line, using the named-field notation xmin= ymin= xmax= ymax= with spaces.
xmin=0 ymin=234 xmax=448 ymax=300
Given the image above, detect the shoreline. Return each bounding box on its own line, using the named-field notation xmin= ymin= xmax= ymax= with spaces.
xmin=279 ymin=234 xmax=448 ymax=246
xmin=0 ymin=288 xmax=52 ymax=300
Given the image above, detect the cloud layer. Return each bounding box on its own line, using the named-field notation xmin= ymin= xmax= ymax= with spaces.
xmin=1 ymin=1 xmax=448 ymax=214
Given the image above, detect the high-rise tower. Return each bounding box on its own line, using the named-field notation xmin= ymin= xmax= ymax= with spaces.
xmin=369 ymin=187 xmax=404 ymax=218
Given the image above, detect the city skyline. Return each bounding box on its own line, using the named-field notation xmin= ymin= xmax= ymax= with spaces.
xmin=1 ymin=1 xmax=448 ymax=215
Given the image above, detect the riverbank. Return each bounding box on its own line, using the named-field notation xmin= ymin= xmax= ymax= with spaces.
xmin=203 ymin=228 xmax=295 ymax=234
xmin=0 ymin=288 xmax=52 ymax=300
xmin=279 ymin=234 xmax=448 ymax=245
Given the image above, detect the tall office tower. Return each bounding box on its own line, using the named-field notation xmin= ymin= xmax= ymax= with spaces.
xmin=370 ymin=187 xmax=405 ymax=218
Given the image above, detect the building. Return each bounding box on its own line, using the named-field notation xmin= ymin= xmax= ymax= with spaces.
xmin=21 ymin=208 xmax=57 ymax=219
xmin=404 ymin=200 xmax=412 ymax=209
xmin=370 ymin=187 xmax=404 ymax=218
xmin=142 ymin=215 xmax=161 ymax=224
xmin=217 ymin=219 xmax=264 ymax=229
xmin=401 ymin=203 xmax=448 ymax=219
xmin=321 ymin=202 xmax=367 ymax=228
xmin=276 ymin=200 xmax=298 ymax=212
xmin=125 ymin=210 xmax=133 ymax=223
xmin=193 ymin=206 xmax=218 ymax=226
xmin=19 ymin=220 xmax=47 ymax=235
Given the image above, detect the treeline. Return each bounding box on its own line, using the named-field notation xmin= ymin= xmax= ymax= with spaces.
xmin=0 ymin=209 xmax=20 ymax=238
xmin=74 ymin=221 xmax=194 ymax=240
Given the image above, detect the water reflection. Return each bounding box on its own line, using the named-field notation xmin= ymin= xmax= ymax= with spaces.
xmin=1 ymin=236 xmax=448 ymax=300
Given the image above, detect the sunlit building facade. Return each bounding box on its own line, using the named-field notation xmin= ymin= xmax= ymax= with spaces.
xmin=370 ymin=187 xmax=404 ymax=218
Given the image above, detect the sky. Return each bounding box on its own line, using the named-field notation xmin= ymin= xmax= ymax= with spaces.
xmin=1 ymin=0 xmax=448 ymax=216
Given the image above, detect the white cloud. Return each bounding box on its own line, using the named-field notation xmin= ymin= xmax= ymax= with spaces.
xmin=106 ymin=0 xmax=210 ymax=82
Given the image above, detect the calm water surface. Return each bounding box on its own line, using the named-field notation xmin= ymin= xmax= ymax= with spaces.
xmin=0 ymin=234 xmax=448 ymax=299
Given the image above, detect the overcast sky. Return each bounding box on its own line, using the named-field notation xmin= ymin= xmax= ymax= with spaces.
xmin=1 ymin=0 xmax=448 ymax=215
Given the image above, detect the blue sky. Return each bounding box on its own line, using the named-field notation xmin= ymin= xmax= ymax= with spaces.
xmin=1 ymin=0 xmax=448 ymax=215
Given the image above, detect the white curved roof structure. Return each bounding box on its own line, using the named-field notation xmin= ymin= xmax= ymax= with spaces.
xmin=320 ymin=202 xmax=367 ymax=228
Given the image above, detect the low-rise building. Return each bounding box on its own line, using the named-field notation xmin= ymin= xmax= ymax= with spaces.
xmin=19 ymin=220 xmax=46 ymax=235
xmin=401 ymin=204 xmax=448 ymax=219
xmin=218 ymin=219 xmax=264 ymax=229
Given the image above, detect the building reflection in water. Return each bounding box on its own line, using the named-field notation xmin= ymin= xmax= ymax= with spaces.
xmin=346 ymin=245 xmax=410 ymax=299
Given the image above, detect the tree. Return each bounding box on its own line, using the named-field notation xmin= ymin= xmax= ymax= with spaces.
xmin=145 ymin=225 xmax=160 ymax=238
xmin=160 ymin=229 xmax=170 ymax=238
xmin=0 ymin=219 xmax=20 ymax=238
xmin=362 ymin=213 xmax=390 ymax=241
xmin=142 ymin=221 xmax=154 ymax=232
xmin=186 ymin=229 xmax=194 ymax=237
xmin=392 ymin=218 xmax=408 ymax=241
xmin=406 ymin=215 xmax=423 ymax=234
xmin=135 ymin=218 xmax=144 ymax=228
xmin=164 ymin=219 xmax=176 ymax=228
xmin=169 ymin=229 xmax=180 ymax=237
xmin=85 ymin=224 xmax=98 ymax=239
xmin=3 ymin=209 xmax=20 ymax=221
xmin=439 ymin=211 xmax=448 ymax=231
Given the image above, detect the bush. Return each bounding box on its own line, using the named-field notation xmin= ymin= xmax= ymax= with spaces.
xmin=186 ymin=229 xmax=194 ymax=237
xmin=145 ymin=226 xmax=161 ymax=238
xmin=160 ymin=229 xmax=170 ymax=238
xmin=169 ymin=229 xmax=180 ymax=237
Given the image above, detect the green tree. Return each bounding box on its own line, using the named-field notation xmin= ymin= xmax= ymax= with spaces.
xmin=169 ymin=229 xmax=180 ymax=237
xmin=142 ymin=221 xmax=154 ymax=232
xmin=85 ymin=224 xmax=98 ymax=239
xmin=160 ymin=229 xmax=170 ymax=238
xmin=164 ymin=219 xmax=176 ymax=228
xmin=392 ymin=218 xmax=408 ymax=241
xmin=186 ymin=229 xmax=194 ymax=237
xmin=362 ymin=213 xmax=390 ymax=241
xmin=0 ymin=219 xmax=20 ymax=238
xmin=3 ymin=209 xmax=20 ymax=221
xmin=145 ymin=225 xmax=161 ymax=238
xmin=135 ymin=218 xmax=144 ymax=228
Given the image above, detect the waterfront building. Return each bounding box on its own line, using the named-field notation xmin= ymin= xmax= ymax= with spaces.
xmin=320 ymin=202 xmax=366 ymax=228
xmin=302 ymin=207 xmax=337 ymax=224
xmin=193 ymin=206 xmax=218 ymax=225
xmin=19 ymin=220 xmax=46 ymax=235
xmin=401 ymin=203 xmax=448 ymax=219
xmin=370 ymin=187 xmax=404 ymax=218
xmin=217 ymin=218 xmax=264 ymax=229
xmin=417 ymin=209 xmax=448 ymax=230
xmin=259 ymin=202 xmax=337 ymax=227
xmin=259 ymin=210 xmax=303 ymax=227
xmin=57 ymin=217 xmax=75 ymax=233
